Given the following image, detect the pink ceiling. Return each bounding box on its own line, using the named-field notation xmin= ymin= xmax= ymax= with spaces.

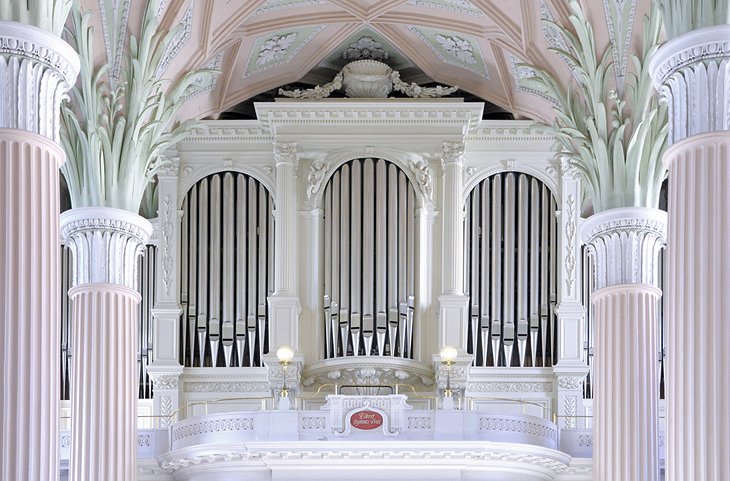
xmin=78 ymin=0 xmax=653 ymax=123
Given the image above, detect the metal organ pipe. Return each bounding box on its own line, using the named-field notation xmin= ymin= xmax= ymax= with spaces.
xmin=180 ymin=197 xmax=189 ymax=366
xmin=490 ymin=174 xmax=503 ymax=365
xmin=466 ymin=172 xmax=559 ymax=368
xmin=209 ymin=175 xmax=222 ymax=367
xmin=235 ymin=175 xmax=247 ymax=365
xmin=179 ymin=172 xmax=273 ymax=367
xmin=187 ymin=186 xmax=198 ymax=368
xmin=480 ymin=181 xmax=490 ymax=366
xmin=322 ymin=158 xmax=416 ymax=359
xmin=196 ymin=178 xmax=209 ymax=367
xmin=529 ymin=179 xmax=540 ymax=364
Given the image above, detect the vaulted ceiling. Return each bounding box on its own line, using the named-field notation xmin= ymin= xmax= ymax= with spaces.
xmin=80 ymin=0 xmax=653 ymax=123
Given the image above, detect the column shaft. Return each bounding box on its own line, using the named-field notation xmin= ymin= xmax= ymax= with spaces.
xmin=664 ymin=134 xmax=730 ymax=480
xmin=0 ymin=132 xmax=64 ymax=481
xmin=592 ymin=285 xmax=660 ymax=481
xmin=68 ymin=285 xmax=140 ymax=481
xmin=441 ymin=145 xmax=464 ymax=295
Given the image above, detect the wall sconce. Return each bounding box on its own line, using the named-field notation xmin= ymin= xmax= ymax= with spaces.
xmin=440 ymin=345 xmax=458 ymax=410
xmin=276 ymin=345 xmax=295 ymax=410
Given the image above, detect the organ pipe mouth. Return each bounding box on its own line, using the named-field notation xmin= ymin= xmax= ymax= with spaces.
xmin=197 ymin=314 xmax=207 ymax=332
xmin=209 ymin=318 xmax=220 ymax=340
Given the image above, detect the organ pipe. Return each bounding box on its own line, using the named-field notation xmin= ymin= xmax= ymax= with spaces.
xmin=466 ymin=172 xmax=559 ymax=368
xmin=179 ymin=171 xmax=273 ymax=367
xmin=322 ymin=158 xmax=416 ymax=359
xmin=187 ymin=186 xmax=198 ymax=367
xmin=180 ymin=196 xmax=189 ymax=365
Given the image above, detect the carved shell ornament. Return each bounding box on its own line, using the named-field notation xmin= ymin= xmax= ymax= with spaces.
xmin=279 ymin=59 xmax=458 ymax=99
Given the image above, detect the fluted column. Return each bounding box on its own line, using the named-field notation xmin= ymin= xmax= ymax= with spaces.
xmin=438 ymin=141 xmax=469 ymax=351
xmin=651 ymin=26 xmax=730 ymax=480
xmin=268 ymin=141 xmax=300 ymax=351
xmin=581 ymin=208 xmax=666 ymax=481
xmin=0 ymin=20 xmax=78 ymax=481
xmin=61 ymin=207 xmax=152 ymax=481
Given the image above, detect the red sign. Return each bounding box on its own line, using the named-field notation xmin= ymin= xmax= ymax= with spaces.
xmin=350 ymin=410 xmax=383 ymax=430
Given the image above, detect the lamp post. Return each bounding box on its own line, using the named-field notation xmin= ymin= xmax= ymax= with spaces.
xmin=440 ymin=346 xmax=458 ymax=409
xmin=276 ymin=345 xmax=295 ymax=410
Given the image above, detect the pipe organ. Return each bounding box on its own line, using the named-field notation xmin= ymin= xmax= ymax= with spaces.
xmin=464 ymin=172 xmax=558 ymax=367
xmin=322 ymin=158 xmax=416 ymax=359
xmin=179 ymin=171 xmax=274 ymax=368
xmin=60 ymin=244 xmax=157 ymax=400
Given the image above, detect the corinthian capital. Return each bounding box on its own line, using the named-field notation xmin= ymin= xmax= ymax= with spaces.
xmin=441 ymin=141 xmax=465 ymax=167
xmin=274 ymin=141 xmax=298 ymax=166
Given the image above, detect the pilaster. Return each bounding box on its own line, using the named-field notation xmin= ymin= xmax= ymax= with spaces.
xmin=553 ymin=159 xmax=588 ymax=427
xmin=298 ymin=208 xmax=324 ymax=362
xmin=269 ymin=142 xmax=300 ymax=353
xmin=438 ymin=142 xmax=469 ymax=354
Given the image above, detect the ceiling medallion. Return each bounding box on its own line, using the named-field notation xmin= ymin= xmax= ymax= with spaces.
xmin=278 ymin=59 xmax=458 ymax=99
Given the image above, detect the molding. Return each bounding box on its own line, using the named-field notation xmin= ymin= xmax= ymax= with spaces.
xmin=580 ymin=207 xmax=667 ymax=289
xmin=302 ymin=357 xmax=434 ymax=391
xmin=60 ymin=207 xmax=153 ymax=290
xmin=0 ymin=21 xmax=79 ymax=140
xmin=255 ymin=102 xmax=483 ymax=134
xmin=172 ymin=413 xmax=255 ymax=443
xmin=159 ymin=441 xmax=572 ymax=475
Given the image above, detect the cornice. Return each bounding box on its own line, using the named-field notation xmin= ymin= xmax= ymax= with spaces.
xmin=255 ymin=101 xmax=484 ymax=134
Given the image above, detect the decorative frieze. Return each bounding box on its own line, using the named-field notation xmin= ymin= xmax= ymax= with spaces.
xmin=60 ymin=207 xmax=153 ymax=290
xmin=183 ymin=381 xmax=270 ymax=393
xmin=468 ymin=382 xmax=553 ymax=393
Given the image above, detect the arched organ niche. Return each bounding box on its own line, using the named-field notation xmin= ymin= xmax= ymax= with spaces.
xmin=322 ymin=158 xmax=416 ymax=359
xmin=179 ymin=171 xmax=274 ymax=368
xmin=464 ymin=172 xmax=558 ymax=367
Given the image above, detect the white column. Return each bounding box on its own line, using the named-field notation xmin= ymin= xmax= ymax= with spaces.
xmin=0 ymin=21 xmax=78 ymax=481
xmin=554 ymin=159 xmax=588 ymax=429
xmin=651 ymin=25 xmax=730 ymax=481
xmin=268 ymin=142 xmax=301 ymax=351
xmin=415 ymin=207 xmax=437 ymax=361
xmin=581 ymin=208 xmax=666 ymax=481
xmin=147 ymin=160 xmax=184 ymax=425
xmin=61 ymin=207 xmax=152 ymax=481
xmin=438 ymin=142 xmax=469 ymax=351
